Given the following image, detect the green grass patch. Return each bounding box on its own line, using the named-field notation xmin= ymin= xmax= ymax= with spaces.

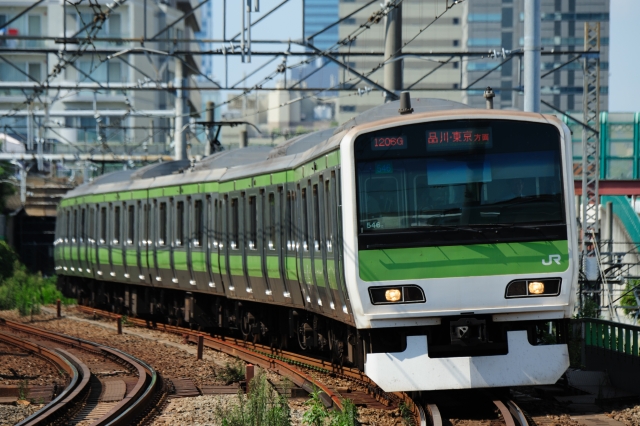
xmin=0 ymin=261 xmax=73 ymax=316
xmin=214 ymin=371 xmax=290 ymax=426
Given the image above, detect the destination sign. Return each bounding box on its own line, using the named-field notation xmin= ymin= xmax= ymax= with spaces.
xmin=426 ymin=128 xmax=492 ymax=151
xmin=371 ymin=136 xmax=407 ymax=150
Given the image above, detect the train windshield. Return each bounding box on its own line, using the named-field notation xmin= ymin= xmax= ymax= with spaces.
xmin=354 ymin=119 xmax=567 ymax=249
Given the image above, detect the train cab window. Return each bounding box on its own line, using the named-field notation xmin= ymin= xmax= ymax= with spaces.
xmin=127 ymin=205 xmax=135 ymax=245
xmin=176 ymin=201 xmax=184 ymax=246
xmin=248 ymin=196 xmax=257 ymax=250
xmin=324 ymin=180 xmax=333 ymax=252
xmin=113 ymin=205 xmax=121 ymax=244
xmin=159 ymin=202 xmax=167 ymax=246
xmin=301 ymin=187 xmax=309 ymax=251
xmin=231 ymin=198 xmax=239 ymax=249
xmin=194 ymin=199 xmax=203 ymax=247
xmin=312 ymin=184 xmax=321 ymax=252
xmin=100 ymin=207 xmax=107 ymax=244
xmin=268 ymin=193 xmax=276 ymax=250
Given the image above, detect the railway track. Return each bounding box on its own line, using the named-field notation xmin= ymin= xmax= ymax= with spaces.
xmin=0 ymin=318 xmax=161 ymax=426
xmin=75 ymin=305 xmax=425 ymax=424
xmin=422 ymin=394 xmax=530 ymax=426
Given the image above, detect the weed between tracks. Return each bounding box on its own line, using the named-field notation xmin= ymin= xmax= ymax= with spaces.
xmin=216 ymin=360 xmax=246 ymax=385
xmin=215 ymin=371 xmax=290 ymax=426
xmin=302 ymin=389 xmax=359 ymax=426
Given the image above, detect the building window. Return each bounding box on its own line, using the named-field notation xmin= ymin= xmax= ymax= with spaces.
xmin=340 ymin=105 xmax=356 ymax=112
xmin=468 ymin=13 xmax=501 ymax=22
xmin=453 ymin=40 xmax=459 ymax=47
xmin=453 ymin=17 xmax=459 ymax=25
xmin=343 ymin=18 xmax=356 ymax=25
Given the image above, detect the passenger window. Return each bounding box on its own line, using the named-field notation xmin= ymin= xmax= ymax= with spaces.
xmin=268 ymin=193 xmax=276 ymax=250
xmin=248 ymin=196 xmax=257 ymax=250
xmin=73 ymin=209 xmax=78 ymax=242
xmin=127 ymin=205 xmax=135 ymax=245
xmin=113 ymin=205 xmax=120 ymax=244
xmin=324 ymin=180 xmax=333 ymax=252
xmin=176 ymin=201 xmax=184 ymax=246
xmin=194 ymin=199 xmax=203 ymax=247
xmin=313 ymin=184 xmax=321 ymax=252
xmin=80 ymin=208 xmax=86 ymax=242
xmin=159 ymin=202 xmax=167 ymax=246
xmin=88 ymin=208 xmax=94 ymax=242
xmin=286 ymin=191 xmax=295 ymax=251
xmin=142 ymin=203 xmax=149 ymax=246
xmin=301 ymin=187 xmax=309 ymax=251
xmin=65 ymin=210 xmax=70 ymax=242
xmin=100 ymin=207 xmax=107 ymax=244
xmin=231 ymin=198 xmax=239 ymax=249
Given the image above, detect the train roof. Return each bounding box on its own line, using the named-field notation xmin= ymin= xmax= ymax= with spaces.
xmin=64 ymin=98 xmax=472 ymax=199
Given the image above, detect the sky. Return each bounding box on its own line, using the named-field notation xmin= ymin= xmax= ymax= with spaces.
xmin=210 ymin=0 xmax=640 ymax=113
xmin=609 ymin=0 xmax=640 ymax=112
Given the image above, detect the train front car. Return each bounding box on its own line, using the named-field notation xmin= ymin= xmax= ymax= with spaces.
xmin=341 ymin=110 xmax=577 ymax=392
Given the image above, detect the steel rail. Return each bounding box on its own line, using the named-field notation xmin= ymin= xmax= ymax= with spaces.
xmin=0 ymin=330 xmax=89 ymax=426
xmin=76 ymin=305 xmax=424 ymax=423
xmin=0 ymin=318 xmax=159 ymax=426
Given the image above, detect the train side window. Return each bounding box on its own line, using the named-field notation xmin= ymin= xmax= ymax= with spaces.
xmin=72 ymin=209 xmax=78 ymax=242
xmin=301 ymin=187 xmax=309 ymax=251
xmin=88 ymin=207 xmax=94 ymax=242
xmin=142 ymin=203 xmax=149 ymax=246
xmin=211 ymin=198 xmax=217 ymax=248
xmin=286 ymin=191 xmax=295 ymax=251
xmin=248 ymin=196 xmax=257 ymax=250
xmin=313 ymin=184 xmax=321 ymax=252
xmin=113 ymin=205 xmax=120 ymax=245
xmin=194 ymin=199 xmax=203 ymax=247
xmin=176 ymin=201 xmax=184 ymax=246
xmin=216 ymin=198 xmax=222 ymax=248
xmin=231 ymin=198 xmax=239 ymax=249
xmin=100 ymin=207 xmax=107 ymax=244
xmin=65 ymin=210 xmax=70 ymax=242
xmin=324 ymin=179 xmax=333 ymax=252
xmin=268 ymin=193 xmax=275 ymax=250
xmin=80 ymin=208 xmax=86 ymax=243
xmin=127 ymin=205 xmax=135 ymax=245
xmin=159 ymin=202 xmax=167 ymax=245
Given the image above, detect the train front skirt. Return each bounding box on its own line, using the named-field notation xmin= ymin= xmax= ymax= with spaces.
xmin=365 ymin=330 xmax=569 ymax=391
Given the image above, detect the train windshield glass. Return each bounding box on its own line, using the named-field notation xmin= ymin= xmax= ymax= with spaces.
xmin=354 ymin=119 xmax=566 ymax=248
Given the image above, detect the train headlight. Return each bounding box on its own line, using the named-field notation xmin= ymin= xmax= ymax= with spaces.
xmin=385 ymin=289 xmax=402 ymax=302
xmin=369 ymin=285 xmax=426 ymax=305
xmin=528 ymin=281 xmax=545 ymax=294
xmin=505 ymin=278 xmax=561 ymax=298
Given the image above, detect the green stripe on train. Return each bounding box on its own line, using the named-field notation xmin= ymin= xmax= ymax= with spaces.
xmin=358 ymin=240 xmax=569 ymax=282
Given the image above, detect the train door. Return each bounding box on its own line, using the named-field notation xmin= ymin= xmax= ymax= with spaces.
xmin=96 ymin=204 xmax=107 ymax=279
xmin=244 ymin=191 xmax=266 ymax=301
xmin=124 ymin=202 xmax=137 ymax=280
xmin=334 ymin=169 xmax=351 ymax=317
xmin=222 ymin=195 xmax=236 ymax=295
xmin=113 ymin=203 xmax=125 ymax=279
xmin=189 ymin=195 xmax=206 ymax=289
xmin=254 ymin=190 xmax=273 ymax=302
xmin=326 ymin=171 xmax=348 ymax=319
xmin=205 ymin=196 xmax=224 ymax=293
xmin=314 ymin=176 xmax=337 ymax=317
xmin=298 ymin=183 xmax=319 ymax=312
xmin=136 ymin=200 xmax=147 ymax=282
xmin=284 ymin=189 xmax=304 ymax=307
xmin=155 ymin=199 xmax=172 ymax=285
xmin=263 ymin=188 xmax=286 ymax=303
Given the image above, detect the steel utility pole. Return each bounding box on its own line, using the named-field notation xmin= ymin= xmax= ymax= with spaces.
xmin=581 ymin=22 xmax=601 ymax=247
xmin=384 ymin=0 xmax=402 ymax=102
xmin=174 ymin=59 xmax=187 ymax=161
xmin=524 ymin=0 xmax=541 ymax=112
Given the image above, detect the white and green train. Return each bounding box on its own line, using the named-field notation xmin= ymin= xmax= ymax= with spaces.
xmin=55 ymin=98 xmax=577 ymax=391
